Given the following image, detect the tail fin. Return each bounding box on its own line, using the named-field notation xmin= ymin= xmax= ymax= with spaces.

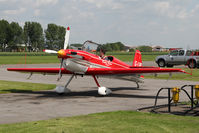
xmin=132 ymin=50 xmax=143 ymax=67
xmin=133 ymin=50 xmax=144 ymax=80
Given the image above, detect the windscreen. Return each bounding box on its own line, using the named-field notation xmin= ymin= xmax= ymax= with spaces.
xmin=82 ymin=40 xmax=101 ymax=54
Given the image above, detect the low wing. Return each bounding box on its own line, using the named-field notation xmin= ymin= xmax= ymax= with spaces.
xmin=86 ymin=67 xmax=185 ymax=75
xmin=7 ymin=68 xmax=73 ymax=74
xmin=7 ymin=67 xmax=185 ymax=75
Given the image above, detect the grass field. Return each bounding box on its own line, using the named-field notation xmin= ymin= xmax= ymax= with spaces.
xmin=0 ymin=52 xmax=166 ymax=64
xmin=0 ymin=56 xmax=59 ymax=64
xmin=144 ymin=68 xmax=199 ymax=81
xmin=0 ymin=111 xmax=199 ymax=133
xmin=0 ymin=80 xmax=56 ymax=94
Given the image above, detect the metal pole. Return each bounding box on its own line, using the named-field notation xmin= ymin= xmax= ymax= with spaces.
xmin=168 ymin=88 xmax=171 ymax=112
xmin=191 ymin=85 xmax=194 ymax=109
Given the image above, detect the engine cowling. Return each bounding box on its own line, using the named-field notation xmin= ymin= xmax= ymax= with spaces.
xmin=64 ymin=58 xmax=88 ymax=74
xmin=98 ymin=87 xmax=112 ymax=95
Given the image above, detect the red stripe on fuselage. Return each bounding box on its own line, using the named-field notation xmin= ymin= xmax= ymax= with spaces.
xmin=64 ymin=49 xmax=130 ymax=69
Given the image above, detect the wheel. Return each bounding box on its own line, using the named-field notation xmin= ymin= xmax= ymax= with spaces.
xmin=157 ymin=59 xmax=165 ymax=67
xmin=188 ymin=60 xmax=196 ymax=68
xmin=166 ymin=64 xmax=174 ymax=68
xmin=57 ymin=93 xmax=64 ymax=95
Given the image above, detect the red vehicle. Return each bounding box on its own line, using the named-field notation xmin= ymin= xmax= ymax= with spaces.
xmin=7 ymin=27 xmax=185 ymax=95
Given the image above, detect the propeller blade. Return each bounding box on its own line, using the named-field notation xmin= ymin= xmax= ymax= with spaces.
xmin=43 ymin=49 xmax=57 ymax=54
xmin=64 ymin=27 xmax=70 ymax=50
xmin=57 ymin=58 xmax=64 ymax=81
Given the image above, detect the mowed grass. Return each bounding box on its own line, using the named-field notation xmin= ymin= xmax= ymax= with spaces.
xmin=0 ymin=80 xmax=56 ymax=94
xmin=0 ymin=111 xmax=199 ymax=133
xmin=144 ymin=68 xmax=199 ymax=81
xmin=0 ymin=56 xmax=59 ymax=64
xmin=112 ymin=54 xmax=157 ymax=61
xmin=0 ymin=52 xmax=165 ymax=64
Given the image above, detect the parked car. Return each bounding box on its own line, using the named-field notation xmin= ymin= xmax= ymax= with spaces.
xmin=155 ymin=49 xmax=199 ymax=68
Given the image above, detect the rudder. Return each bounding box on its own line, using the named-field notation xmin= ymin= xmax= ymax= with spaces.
xmin=132 ymin=50 xmax=143 ymax=67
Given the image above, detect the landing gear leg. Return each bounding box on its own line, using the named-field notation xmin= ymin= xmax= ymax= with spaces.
xmin=55 ymin=74 xmax=75 ymax=94
xmin=92 ymin=75 xmax=112 ymax=95
xmin=136 ymin=82 xmax=139 ymax=89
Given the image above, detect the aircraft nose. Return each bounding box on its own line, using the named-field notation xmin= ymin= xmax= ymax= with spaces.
xmin=57 ymin=49 xmax=66 ymax=58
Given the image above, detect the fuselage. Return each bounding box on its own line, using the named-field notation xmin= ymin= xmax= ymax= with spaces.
xmin=60 ymin=49 xmax=131 ymax=70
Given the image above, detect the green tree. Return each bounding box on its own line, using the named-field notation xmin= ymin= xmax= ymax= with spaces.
xmin=0 ymin=19 xmax=11 ymax=51
xmin=23 ymin=22 xmax=31 ymax=50
xmin=24 ymin=22 xmax=44 ymax=51
xmin=57 ymin=26 xmax=66 ymax=49
xmin=137 ymin=45 xmax=152 ymax=52
xmin=8 ymin=22 xmax=23 ymax=51
xmin=101 ymin=42 xmax=125 ymax=52
xmin=31 ymin=22 xmax=44 ymax=51
xmin=129 ymin=48 xmax=135 ymax=52
xmin=45 ymin=24 xmax=65 ymax=50
xmin=45 ymin=24 xmax=58 ymax=49
xmin=70 ymin=43 xmax=83 ymax=49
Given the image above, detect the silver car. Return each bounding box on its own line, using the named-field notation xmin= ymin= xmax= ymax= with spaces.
xmin=155 ymin=49 xmax=199 ymax=68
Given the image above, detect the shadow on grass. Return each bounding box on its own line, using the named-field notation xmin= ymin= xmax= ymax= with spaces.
xmin=139 ymin=103 xmax=199 ymax=116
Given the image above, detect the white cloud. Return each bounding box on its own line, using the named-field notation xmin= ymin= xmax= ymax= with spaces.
xmin=177 ymin=9 xmax=188 ymax=19
xmin=154 ymin=1 xmax=170 ymax=14
xmin=83 ymin=0 xmax=123 ymax=9
xmin=0 ymin=0 xmax=199 ymax=48
xmin=79 ymin=12 xmax=94 ymax=18
xmin=191 ymin=4 xmax=199 ymax=15
xmin=34 ymin=9 xmax=41 ymax=16
xmin=3 ymin=7 xmax=26 ymax=15
xmin=35 ymin=0 xmax=58 ymax=6
xmin=153 ymin=1 xmax=190 ymax=19
xmin=0 ymin=0 xmax=17 ymax=2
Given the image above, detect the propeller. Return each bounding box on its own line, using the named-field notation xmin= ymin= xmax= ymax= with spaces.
xmin=43 ymin=26 xmax=70 ymax=81
xmin=57 ymin=58 xmax=64 ymax=81
xmin=57 ymin=26 xmax=70 ymax=81
xmin=64 ymin=27 xmax=70 ymax=50
xmin=43 ymin=49 xmax=57 ymax=54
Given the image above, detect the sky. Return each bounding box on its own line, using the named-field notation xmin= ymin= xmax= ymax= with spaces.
xmin=0 ymin=0 xmax=199 ymax=49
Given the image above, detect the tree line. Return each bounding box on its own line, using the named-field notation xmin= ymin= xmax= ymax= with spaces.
xmin=0 ymin=19 xmax=126 ymax=52
xmin=0 ymin=19 xmax=153 ymax=52
xmin=0 ymin=19 xmax=66 ymax=52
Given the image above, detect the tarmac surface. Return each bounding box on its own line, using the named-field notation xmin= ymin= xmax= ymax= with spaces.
xmin=0 ymin=62 xmax=198 ymax=124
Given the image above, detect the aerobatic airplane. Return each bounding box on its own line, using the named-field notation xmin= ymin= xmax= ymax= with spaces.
xmin=7 ymin=27 xmax=185 ymax=95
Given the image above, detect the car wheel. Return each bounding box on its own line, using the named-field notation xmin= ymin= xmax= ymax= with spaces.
xmin=158 ymin=59 xmax=165 ymax=67
xmin=188 ymin=60 xmax=196 ymax=68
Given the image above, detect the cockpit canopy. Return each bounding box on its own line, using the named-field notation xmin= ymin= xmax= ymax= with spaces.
xmin=81 ymin=40 xmax=101 ymax=53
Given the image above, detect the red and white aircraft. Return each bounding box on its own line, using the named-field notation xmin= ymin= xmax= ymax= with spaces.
xmin=7 ymin=27 xmax=185 ymax=95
